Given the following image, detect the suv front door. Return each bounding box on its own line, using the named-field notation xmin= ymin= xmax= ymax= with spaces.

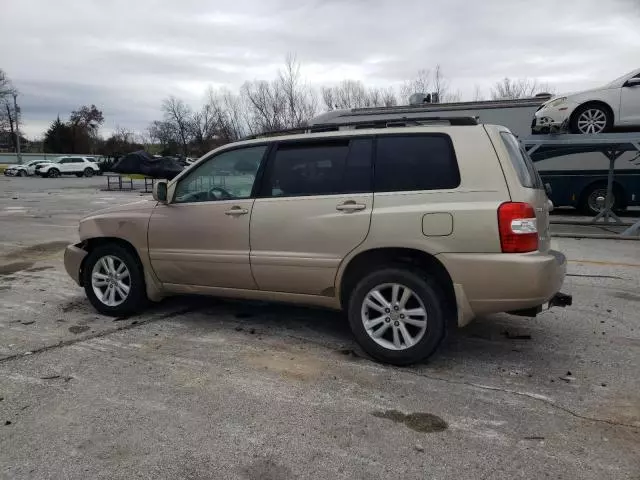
xmin=147 ymin=145 xmax=267 ymax=288
xmin=250 ymin=137 xmax=373 ymax=295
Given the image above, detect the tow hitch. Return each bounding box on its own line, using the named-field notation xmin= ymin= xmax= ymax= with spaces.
xmin=549 ymin=292 xmax=573 ymax=308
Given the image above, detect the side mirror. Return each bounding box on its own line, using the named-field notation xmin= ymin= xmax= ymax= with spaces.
xmin=624 ymin=78 xmax=640 ymax=87
xmin=153 ymin=180 xmax=168 ymax=203
xmin=544 ymin=182 xmax=553 ymax=197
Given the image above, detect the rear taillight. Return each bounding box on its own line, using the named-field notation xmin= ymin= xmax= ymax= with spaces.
xmin=498 ymin=202 xmax=538 ymax=253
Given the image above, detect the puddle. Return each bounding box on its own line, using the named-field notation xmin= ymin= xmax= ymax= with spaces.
xmin=372 ymin=409 xmax=448 ymax=433
xmin=0 ymin=261 xmax=34 ymax=276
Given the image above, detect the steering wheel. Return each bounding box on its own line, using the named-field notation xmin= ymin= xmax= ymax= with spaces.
xmin=208 ymin=186 xmax=233 ymax=200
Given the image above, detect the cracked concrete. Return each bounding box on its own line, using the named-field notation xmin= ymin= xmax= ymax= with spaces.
xmin=1 ymin=176 xmax=639 ymax=479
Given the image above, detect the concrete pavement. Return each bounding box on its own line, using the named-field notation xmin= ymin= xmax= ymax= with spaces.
xmin=1 ymin=176 xmax=639 ymax=479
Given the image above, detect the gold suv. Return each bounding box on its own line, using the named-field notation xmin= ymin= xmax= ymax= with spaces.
xmin=64 ymin=119 xmax=570 ymax=365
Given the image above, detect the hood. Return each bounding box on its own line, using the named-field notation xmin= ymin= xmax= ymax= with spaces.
xmin=546 ymin=85 xmax=617 ymax=104
xmin=82 ymin=199 xmax=156 ymax=220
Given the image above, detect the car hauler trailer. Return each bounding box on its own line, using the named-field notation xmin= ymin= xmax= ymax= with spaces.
xmin=309 ymin=99 xmax=640 ymax=216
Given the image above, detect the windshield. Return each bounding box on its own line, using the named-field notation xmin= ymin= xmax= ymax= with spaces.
xmin=605 ymin=69 xmax=638 ymax=87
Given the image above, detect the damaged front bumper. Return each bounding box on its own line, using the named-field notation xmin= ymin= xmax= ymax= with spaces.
xmin=64 ymin=242 xmax=88 ymax=285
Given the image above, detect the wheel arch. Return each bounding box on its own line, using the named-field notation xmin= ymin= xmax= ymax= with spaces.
xmin=337 ymin=247 xmax=457 ymax=329
xmin=79 ymin=237 xmax=143 ymax=286
xmin=570 ymin=100 xmax=616 ymax=126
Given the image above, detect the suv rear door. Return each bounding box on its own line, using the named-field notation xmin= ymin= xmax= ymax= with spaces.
xmin=250 ymin=137 xmax=373 ymax=295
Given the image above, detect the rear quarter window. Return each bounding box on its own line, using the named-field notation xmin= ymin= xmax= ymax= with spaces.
xmin=374 ymin=134 xmax=460 ymax=192
xmin=500 ymin=132 xmax=541 ymax=189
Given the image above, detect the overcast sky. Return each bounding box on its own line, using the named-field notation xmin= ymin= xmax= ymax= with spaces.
xmin=2 ymin=0 xmax=639 ymax=138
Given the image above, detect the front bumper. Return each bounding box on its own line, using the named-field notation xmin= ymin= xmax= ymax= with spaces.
xmin=439 ymin=249 xmax=567 ymax=325
xmin=532 ymin=103 xmax=577 ymax=133
xmin=64 ymin=243 xmax=88 ymax=285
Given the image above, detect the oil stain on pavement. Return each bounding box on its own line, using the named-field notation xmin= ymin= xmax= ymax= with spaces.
xmin=372 ymin=409 xmax=448 ymax=433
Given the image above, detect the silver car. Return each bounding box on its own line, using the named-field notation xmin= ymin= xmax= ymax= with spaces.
xmin=3 ymin=160 xmax=48 ymax=177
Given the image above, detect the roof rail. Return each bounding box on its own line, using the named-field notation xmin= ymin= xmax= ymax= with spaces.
xmin=242 ymin=116 xmax=479 ymax=140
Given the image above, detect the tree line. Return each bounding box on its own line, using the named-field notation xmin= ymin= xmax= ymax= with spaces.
xmin=2 ymin=59 xmax=553 ymax=158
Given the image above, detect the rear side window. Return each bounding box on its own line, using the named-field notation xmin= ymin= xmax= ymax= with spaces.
xmin=374 ymin=135 xmax=460 ymax=192
xmin=500 ymin=132 xmax=541 ymax=189
xmin=262 ymin=138 xmax=372 ymax=197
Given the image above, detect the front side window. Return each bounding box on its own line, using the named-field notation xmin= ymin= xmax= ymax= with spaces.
xmin=262 ymin=138 xmax=373 ymax=198
xmin=174 ymin=145 xmax=266 ymax=204
xmin=374 ymin=135 xmax=460 ymax=192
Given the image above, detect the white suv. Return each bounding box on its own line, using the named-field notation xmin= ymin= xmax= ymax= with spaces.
xmin=35 ymin=157 xmax=100 ymax=178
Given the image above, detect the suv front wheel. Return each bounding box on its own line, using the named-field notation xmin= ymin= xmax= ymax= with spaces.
xmin=347 ymin=267 xmax=446 ymax=365
xmin=82 ymin=244 xmax=147 ymax=316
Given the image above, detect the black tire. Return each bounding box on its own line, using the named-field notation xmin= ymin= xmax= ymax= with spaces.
xmin=47 ymin=168 xmax=60 ymax=178
xmin=570 ymin=103 xmax=613 ymax=134
xmin=82 ymin=243 xmax=148 ymax=316
xmin=347 ymin=267 xmax=446 ymax=366
xmin=84 ymin=168 xmax=94 ymax=177
xmin=18 ymin=170 xmax=27 ymax=177
xmin=579 ymin=183 xmax=624 ymax=216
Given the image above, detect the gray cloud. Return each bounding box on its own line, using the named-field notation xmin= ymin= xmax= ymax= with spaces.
xmin=1 ymin=0 xmax=638 ymax=137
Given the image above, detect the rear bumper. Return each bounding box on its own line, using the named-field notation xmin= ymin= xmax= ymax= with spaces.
xmin=439 ymin=250 xmax=567 ymax=326
xmin=64 ymin=243 xmax=88 ymax=285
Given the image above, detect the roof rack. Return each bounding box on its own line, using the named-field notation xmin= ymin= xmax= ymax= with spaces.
xmin=242 ymin=116 xmax=478 ymax=140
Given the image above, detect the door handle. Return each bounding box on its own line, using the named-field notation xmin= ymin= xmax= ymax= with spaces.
xmin=224 ymin=206 xmax=249 ymax=216
xmin=336 ymin=201 xmax=367 ymax=212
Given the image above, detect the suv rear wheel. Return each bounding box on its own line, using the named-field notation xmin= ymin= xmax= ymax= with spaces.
xmin=82 ymin=244 xmax=147 ymax=316
xmin=347 ymin=267 xmax=446 ymax=365
xmin=47 ymin=168 xmax=60 ymax=178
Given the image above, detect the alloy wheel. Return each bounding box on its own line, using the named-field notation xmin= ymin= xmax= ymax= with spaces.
xmin=361 ymin=283 xmax=428 ymax=351
xmin=91 ymin=255 xmax=131 ymax=307
xmin=577 ymin=109 xmax=607 ymax=134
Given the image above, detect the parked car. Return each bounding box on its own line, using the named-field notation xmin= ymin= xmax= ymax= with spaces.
xmin=533 ymin=67 xmax=640 ymax=134
xmin=63 ymin=120 xmax=570 ymax=365
xmin=35 ymin=156 xmax=100 ymax=178
xmin=3 ymin=159 xmax=49 ymax=176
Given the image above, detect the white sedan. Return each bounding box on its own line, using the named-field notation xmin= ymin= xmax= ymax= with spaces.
xmin=533 ymin=68 xmax=640 ymax=134
xmin=3 ymin=160 xmax=49 ymax=176
xmin=35 ymin=156 xmax=100 ymax=178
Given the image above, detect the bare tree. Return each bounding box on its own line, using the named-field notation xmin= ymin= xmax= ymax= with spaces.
xmin=207 ymin=88 xmax=250 ymax=141
xmin=162 ymin=96 xmax=192 ymax=155
xmin=472 ymin=85 xmax=486 ymax=102
xmin=278 ymin=53 xmax=317 ymax=127
xmin=400 ymin=69 xmax=431 ymax=103
xmin=321 ymin=81 xmax=397 ymax=110
xmin=0 ymin=69 xmax=20 ymax=152
xmin=380 ymin=87 xmax=398 ymax=107
xmin=189 ymin=102 xmax=217 ymax=154
xmin=490 ymin=78 xmax=553 ymax=100
xmin=241 ymin=79 xmax=286 ymax=132
xmin=148 ymin=120 xmax=177 ymax=151
xmin=432 ymin=65 xmax=449 ymax=101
